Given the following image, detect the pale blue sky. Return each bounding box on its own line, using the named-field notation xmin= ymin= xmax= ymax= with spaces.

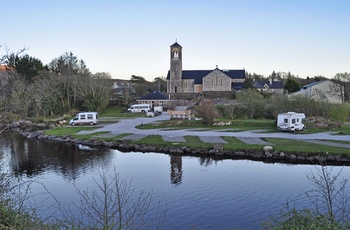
xmin=2 ymin=0 xmax=349 ymax=80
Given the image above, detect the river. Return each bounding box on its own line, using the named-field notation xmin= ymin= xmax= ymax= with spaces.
xmin=1 ymin=132 xmax=349 ymax=229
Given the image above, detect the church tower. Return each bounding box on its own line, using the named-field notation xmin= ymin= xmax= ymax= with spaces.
xmin=168 ymin=41 xmax=182 ymax=93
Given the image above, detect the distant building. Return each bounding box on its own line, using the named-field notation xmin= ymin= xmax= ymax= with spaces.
xmin=289 ymin=80 xmax=343 ymax=103
xmin=253 ymin=79 xmax=284 ymax=95
xmin=136 ymin=91 xmax=172 ymax=108
xmin=110 ymin=79 xmax=135 ymax=96
xmin=166 ymin=42 xmax=245 ymax=94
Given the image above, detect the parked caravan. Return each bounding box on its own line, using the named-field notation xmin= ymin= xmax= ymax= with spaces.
xmin=127 ymin=104 xmax=151 ymax=113
xmin=69 ymin=112 xmax=99 ymax=126
xmin=277 ymin=112 xmax=305 ymax=132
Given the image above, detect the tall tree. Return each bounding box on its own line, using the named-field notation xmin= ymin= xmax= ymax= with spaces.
xmin=284 ymin=77 xmax=301 ymax=94
xmin=153 ymin=76 xmax=166 ymax=92
xmin=243 ymin=78 xmax=254 ymax=89
xmin=130 ymin=75 xmax=146 ymax=83
xmin=333 ymin=72 xmax=350 ymax=102
xmin=6 ymin=53 xmax=45 ymax=82
xmin=236 ymin=89 xmax=264 ymax=119
xmin=48 ymin=52 xmax=90 ymax=76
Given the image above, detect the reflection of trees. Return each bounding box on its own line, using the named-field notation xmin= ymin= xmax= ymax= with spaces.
xmin=2 ymin=133 xmax=113 ymax=180
xmin=170 ymin=155 xmax=182 ymax=185
xmin=198 ymin=157 xmax=222 ymax=167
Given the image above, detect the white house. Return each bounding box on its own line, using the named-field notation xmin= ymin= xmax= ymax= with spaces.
xmin=289 ymin=80 xmax=343 ymax=103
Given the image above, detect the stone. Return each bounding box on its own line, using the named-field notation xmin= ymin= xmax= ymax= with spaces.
xmin=264 ymin=151 xmax=272 ymax=158
xmin=263 ymin=146 xmax=273 ymax=151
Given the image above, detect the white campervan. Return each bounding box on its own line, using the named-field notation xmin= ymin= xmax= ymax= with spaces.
xmin=277 ymin=112 xmax=305 ymax=132
xmin=127 ymin=104 xmax=151 ymax=113
xmin=69 ymin=112 xmax=99 ymax=126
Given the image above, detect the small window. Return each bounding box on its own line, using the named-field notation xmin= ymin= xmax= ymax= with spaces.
xmin=284 ymin=118 xmax=288 ymax=123
xmin=81 ymin=114 xmax=86 ymax=120
xmin=87 ymin=114 xmax=93 ymax=119
xmin=292 ymin=119 xmax=296 ymax=124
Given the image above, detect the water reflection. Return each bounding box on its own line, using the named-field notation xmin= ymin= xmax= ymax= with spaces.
xmin=170 ymin=155 xmax=183 ymax=185
xmin=2 ymin=133 xmax=114 ymax=180
xmin=2 ymin=132 xmax=350 ymax=229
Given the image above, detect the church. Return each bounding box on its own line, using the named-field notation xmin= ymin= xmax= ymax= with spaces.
xmin=166 ymin=42 xmax=246 ymax=94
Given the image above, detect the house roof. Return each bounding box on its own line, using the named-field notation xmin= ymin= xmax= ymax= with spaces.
xmin=254 ymin=80 xmax=284 ymax=89
xmin=166 ymin=69 xmax=245 ymax=84
xmin=140 ymin=91 xmax=169 ymax=100
xmin=301 ymin=80 xmax=329 ymax=89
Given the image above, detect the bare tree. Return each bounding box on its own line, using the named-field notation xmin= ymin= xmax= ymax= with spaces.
xmin=305 ymin=165 xmax=350 ymax=225
xmin=196 ymin=99 xmax=219 ymax=125
xmin=58 ymin=167 xmax=166 ymax=229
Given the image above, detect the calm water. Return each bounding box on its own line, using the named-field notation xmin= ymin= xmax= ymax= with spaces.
xmin=1 ymin=132 xmax=350 ymax=229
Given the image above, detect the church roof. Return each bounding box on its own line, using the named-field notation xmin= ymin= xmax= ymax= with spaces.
xmin=140 ymin=91 xmax=169 ymax=100
xmin=166 ymin=69 xmax=245 ymax=84
xmin=170 ymin=42 xmax=182 ymax=47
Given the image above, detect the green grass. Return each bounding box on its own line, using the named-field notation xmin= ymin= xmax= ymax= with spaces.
xmin=73 ymin=131 xmax=110 ymax=140
xmin=133 ymin=135 xmax=171 ymax=147
xmin=100 ymin=107 xmax=144 ymax=118
xmin=266 ymin=138 xmax=350 ymax=154
xmin=44 ymin=126 xmax=97 ymax=136
xmin=137 ymin=119 xmax=276 ymax=131
xmin=183 ymin=136 xmax=212 ymax=148
xmin=130 ymin=135 xmax=350 ymax=155
xmin=222 ymin=136 xmax=263 ymax=150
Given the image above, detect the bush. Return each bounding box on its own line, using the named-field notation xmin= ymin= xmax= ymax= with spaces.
xmin=196 ymin=99 xmax=219 ymax=125
xmin=329 ymin=104 xmax=349 ymax=122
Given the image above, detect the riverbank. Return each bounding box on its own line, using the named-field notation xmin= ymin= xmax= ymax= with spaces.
xmin=17 ymin=129 xmax=350 ymax=166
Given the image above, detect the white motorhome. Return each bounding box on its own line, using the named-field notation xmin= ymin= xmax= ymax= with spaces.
xmin=127 ymin=104 xmax=151 ymax=113
xmin=277 ymin=112 xmax=305 ymax=132
xmin=69 ymin=112 xmax=99 ymax=126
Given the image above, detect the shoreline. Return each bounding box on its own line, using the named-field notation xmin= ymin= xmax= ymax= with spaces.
xmin=17 ymin=129 xmax=350 ymax=167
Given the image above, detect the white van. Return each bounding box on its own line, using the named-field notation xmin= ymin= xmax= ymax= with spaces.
xmin=277 ymin=112 xmax=305 ymax=132
xmin=127 ymin=104 xmax=151 ymax=113
xmin=69 ymin=112 xmax=99 ymax=126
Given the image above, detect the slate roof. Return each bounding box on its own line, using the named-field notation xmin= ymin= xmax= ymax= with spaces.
xmin=140 ymin=91 xmax=169 ymax=100
xmin=301 ymin=80 xmax=328 ymax=89
xmin=170 ymin=42 xmax=182 ymax=47
xmin=254 ymin=80 xmax=284 ymax=89
xmin=166 ymin=69 xmax=245 ymax=84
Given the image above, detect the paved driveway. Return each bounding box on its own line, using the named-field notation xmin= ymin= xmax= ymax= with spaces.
xmin=79 ymin=113 xmax=350 ymax=148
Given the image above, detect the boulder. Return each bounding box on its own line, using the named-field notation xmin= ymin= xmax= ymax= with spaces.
xmin=263 ymin=146 xmax=273 ymax=151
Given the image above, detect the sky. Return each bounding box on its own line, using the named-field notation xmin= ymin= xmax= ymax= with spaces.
xmin=2 ymin=0 xmax=350 ymax=81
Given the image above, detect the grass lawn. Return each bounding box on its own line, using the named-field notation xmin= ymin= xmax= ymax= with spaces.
xmin=265 ymin=138 xmax=350 ymax=154
xmin=44 ymin=126 xmax=97 ymax=136
xmin=137 ymin=119 xmax=276 ymax=131
xmin=100 ymin=107 xmax=144 ymax=118
xmin=129 ymin=135 xmax=349 ymax=155
xmin=41 ymin=114 xmax=350 ymax=155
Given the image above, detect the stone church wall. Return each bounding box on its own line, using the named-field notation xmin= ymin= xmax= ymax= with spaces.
xmin=202 ymin=70 xmax=231 ymax=91
xmin=182 ymin=79 xmax=194 ymax=93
